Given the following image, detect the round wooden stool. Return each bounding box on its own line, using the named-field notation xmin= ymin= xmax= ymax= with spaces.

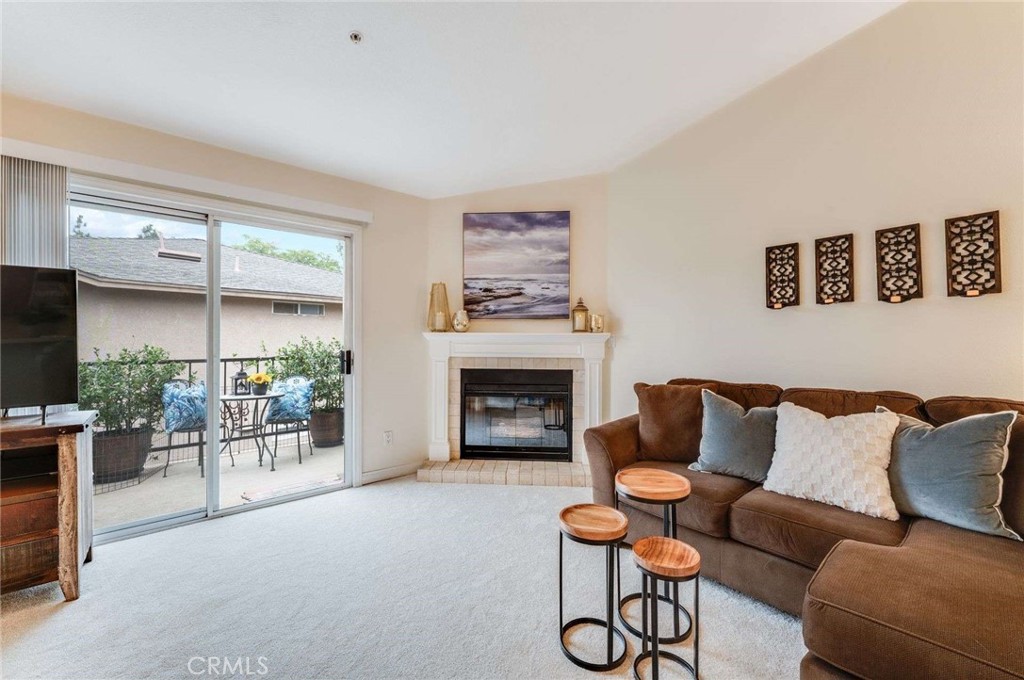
xmin=558 ymin=503 xmax=629 ymax=671
xmin=614 ymin=468 xmax=693 ymax=644
xmin=632 ymin=536 xmax=701 ymax=680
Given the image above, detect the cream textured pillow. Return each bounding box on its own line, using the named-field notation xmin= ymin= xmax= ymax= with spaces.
xmin=764 ymin=402 xmax=901 ymax=520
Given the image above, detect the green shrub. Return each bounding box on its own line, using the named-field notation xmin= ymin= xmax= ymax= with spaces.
xmin=78 ymin=345 xmax=184 ymax=433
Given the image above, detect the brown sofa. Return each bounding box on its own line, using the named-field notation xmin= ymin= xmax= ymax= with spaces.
xmin=585 ymin=378 xmax=1024 ymax=680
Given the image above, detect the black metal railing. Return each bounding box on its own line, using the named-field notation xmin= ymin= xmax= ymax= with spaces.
xmin=87 ymin=354 xmax=343 ymax=493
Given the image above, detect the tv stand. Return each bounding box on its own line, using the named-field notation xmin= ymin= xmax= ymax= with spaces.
xmin=0 ymin=410 xmax=96 ymax=600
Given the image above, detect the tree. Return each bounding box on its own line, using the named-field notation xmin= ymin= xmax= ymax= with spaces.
xmin=234 ymin=234 xmax=341 ymax=272
xmin=71 ymin=214 xmax=91 ymax=238
xmin=137 ymin=224 xmax=160 ymax=239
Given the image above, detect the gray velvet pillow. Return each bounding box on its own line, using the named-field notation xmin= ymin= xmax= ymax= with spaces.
xmin=879 ymin=407 xmax=1021 ymax=540
xmin=689 ymin=390 xmax=777 ymax=483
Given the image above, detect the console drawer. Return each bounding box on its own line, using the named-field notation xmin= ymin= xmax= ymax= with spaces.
xmin=1 ymin=495 xmax=59 ymax=539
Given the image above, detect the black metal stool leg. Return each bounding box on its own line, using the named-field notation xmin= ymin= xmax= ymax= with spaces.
xmin=641 ymin=574 xmax=649 ymax=655
xmin=651 ymin=574 xmax=660 ymax=680
xmin=606 ymin=544 xmax=614 ymax=665
xmin=558 ymin=532 xmax=564 ymax=633
xmin=163 ymin=432 xmax=173 ymax=477
xmin=559 ymin=531 xmax=627 ymax=672
xmin=695 ymin=575 xmax=700 ymax=679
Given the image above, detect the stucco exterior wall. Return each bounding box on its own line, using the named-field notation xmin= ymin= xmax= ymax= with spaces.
xmin=79 ymin=285 xmax=344 ymax=371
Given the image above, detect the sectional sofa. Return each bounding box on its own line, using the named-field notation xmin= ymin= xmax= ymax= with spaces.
xmin=584 ymin=378 xmax=1024 ymax=679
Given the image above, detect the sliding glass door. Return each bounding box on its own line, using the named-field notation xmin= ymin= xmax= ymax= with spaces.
xmin=216 ymin=222 xmax=348 ymax=510
xmin=69 ymin=200 xmax=209 ymax=531
xmin=70 ymin=188 xmax=355 ymax=536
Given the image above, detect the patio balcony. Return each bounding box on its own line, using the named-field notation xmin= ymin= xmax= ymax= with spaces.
xmin=89 ymin=354 xmax=345 ymax=531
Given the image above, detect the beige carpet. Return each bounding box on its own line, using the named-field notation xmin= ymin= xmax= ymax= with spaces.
xmin=1 ymin=476 xmax=803 ymax=679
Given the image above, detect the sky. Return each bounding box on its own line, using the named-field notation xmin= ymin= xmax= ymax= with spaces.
xmin=69 ymin=206 xmax=344 ymax=267
xmin=463 ymin=211 xmax=569 ymax=278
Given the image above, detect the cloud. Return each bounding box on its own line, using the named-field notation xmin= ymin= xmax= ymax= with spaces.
xmin=464 ymin=211 xmax=569 ymax=277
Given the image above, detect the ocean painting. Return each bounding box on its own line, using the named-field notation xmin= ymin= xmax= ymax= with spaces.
xmin=463 ymin=211 xmax=570 ymax=319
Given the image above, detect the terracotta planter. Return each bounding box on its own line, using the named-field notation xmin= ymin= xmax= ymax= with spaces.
xmin=93 ymin=428 xmax=153 ymax=483
xmin=309 ymin=408 xmax=344 ymax=447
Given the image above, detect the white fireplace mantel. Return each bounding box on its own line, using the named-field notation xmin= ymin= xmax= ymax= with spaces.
xmin=423 ymin=332 xmax=611 ymax=461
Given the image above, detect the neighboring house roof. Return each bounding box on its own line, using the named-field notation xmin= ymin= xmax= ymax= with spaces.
xmin=70 ymin=238 xmax=343 ymax=302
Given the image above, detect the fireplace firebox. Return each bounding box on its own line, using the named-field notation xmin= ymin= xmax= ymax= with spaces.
xmin=460 ymin=369 xmax=573 ymax=461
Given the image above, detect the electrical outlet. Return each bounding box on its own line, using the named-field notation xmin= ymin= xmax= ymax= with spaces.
xmin=383 ymin=430 xmax=394 ymax=446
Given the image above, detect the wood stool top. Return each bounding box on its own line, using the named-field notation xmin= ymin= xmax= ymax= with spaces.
xmin=632 ymin=536 xmax=701 ymax=579
xmin=559 ymin=503 xmax=629 ymax=543
xmin=615 ymin=468 xmax=691 ymax=502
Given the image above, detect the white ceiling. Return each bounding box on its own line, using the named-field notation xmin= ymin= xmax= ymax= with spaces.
xmin=2 ymin=2 xmax=899 ymax=198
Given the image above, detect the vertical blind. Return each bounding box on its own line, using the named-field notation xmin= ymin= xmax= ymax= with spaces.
xmin=1 ymin=155 xmax=69 ymax=267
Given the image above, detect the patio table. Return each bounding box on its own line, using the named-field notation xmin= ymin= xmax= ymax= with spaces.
xmin=220 ymin=392 xmax=283 ymax=471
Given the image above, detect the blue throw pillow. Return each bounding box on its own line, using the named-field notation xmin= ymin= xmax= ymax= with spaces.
xmin=880 ymin=407 xmax=1020 ymax=540
xmin=163 ymin=382 xmax=207 ymax=433
xmin=689 ymin=389 xmax=777 ymax=483
xmin=267 ymin=378 xmax=314 ymax=423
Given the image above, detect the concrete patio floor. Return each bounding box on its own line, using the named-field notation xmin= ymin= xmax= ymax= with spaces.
xmin=93 ymin=442 xmax=345 ymax=530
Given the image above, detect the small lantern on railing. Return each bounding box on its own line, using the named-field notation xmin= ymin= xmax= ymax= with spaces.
xmin=572 ymin=298 xmax=591 ymax=333
xmin=232 ymin=369 xmax=251 ymax=395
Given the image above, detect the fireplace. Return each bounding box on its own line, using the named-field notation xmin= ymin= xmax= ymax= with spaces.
xmin=460 ymin=369 xmax=573 ymax=461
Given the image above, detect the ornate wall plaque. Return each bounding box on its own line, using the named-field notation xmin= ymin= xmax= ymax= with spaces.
xmin=765 ymin=243 xmax=799 ymax=309
xmin=815 ymin=234 xmax=854 ymax=304
xmin=875 ymin=224 xmax=923 ymax=303
xmin=945 ymin=211 xmax=1001 ymax=297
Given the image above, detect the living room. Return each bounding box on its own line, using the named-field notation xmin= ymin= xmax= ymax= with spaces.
xmin=1 ymin=2 xmax=1021 ymax=679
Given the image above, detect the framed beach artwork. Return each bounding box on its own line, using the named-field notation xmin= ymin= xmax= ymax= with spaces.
xmin=463 ymin=211 xmax=570 ymax=319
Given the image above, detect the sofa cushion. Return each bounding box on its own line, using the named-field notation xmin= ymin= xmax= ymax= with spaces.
xmin=926 ymin=395 xmax=1024 ymax=540
xmin=690 ymin=390 xmax=777 ymax=483
xmin=634 ymin=382 xmax=714 ymax=462
xmin=668 ymin=377 xmax=782 ymax=409
xmin=804 ymin=519 xmax=1024 ymax=680
xmin=883 ymin=408 xmax=1020 ymax=540
xmin=765 ymin=402 xmax=901 ymax=520
xmin=617 ymin=461 xmax=756 ymax=538
xmin=730 ymin=488 xmax=908 ymax=569
xmin=781 ymin=386 xmax=924 ymax=418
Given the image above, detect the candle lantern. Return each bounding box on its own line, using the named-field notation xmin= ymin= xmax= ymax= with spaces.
xmin=572 ymin=298 xmax=591 ymax=333
xmin=427 ymin=282 xmax=453 ymax=332
xmin=232 ymin=369 xmax=251 ymax=395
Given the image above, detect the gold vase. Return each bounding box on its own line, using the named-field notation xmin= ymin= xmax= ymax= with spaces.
xmin=427 ymin=282 xmax=453 ymax=332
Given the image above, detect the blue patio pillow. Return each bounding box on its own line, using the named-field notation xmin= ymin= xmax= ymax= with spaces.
xmin=267 ymin=378 xmax=314 ymax=423
xmin=163 ymin=381 xmax=207 ymax=433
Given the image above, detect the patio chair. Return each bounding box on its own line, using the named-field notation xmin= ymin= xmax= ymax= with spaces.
xmin=162 ymin=379 xmax=211 ymax=478
xmin=263 ymin=376 xmax=314 ymax=465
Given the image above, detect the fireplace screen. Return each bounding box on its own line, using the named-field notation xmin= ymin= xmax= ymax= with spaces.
xmin=461 ymin=369 xmax=572 ymax=460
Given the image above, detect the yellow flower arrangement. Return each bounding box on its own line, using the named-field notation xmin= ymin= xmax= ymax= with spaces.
xmin=247 ymin=372 xmax=273 ymax=385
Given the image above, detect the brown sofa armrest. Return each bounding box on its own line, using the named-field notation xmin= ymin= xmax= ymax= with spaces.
xmin=585 ymin=414 xmax=640 ymax=507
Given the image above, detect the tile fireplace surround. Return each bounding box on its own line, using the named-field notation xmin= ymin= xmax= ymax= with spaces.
xmin=422 ymin=332 xmax=611 ymax=464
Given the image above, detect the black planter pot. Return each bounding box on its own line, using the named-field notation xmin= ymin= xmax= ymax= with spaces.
xmin=93 ymin=427 xmax=154 ymax=483
xmin=251 ymin=383 xmax=269 ymax=396
xmin=309 ymin=408 xmax=344 ymax=447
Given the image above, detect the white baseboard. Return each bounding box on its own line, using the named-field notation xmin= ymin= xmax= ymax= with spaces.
xmin=361 ymin=460 xmax=424 ymax=484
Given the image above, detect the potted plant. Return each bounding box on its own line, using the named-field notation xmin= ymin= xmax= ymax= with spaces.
xmin=247 ymin=371 xmax=274 ymax=396
xmin=273 ymin=337 xmax=344 ymax=447
xmin=79 ymin=345 xmax=184 ymax=483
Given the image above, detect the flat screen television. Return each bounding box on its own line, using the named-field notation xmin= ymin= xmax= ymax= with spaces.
xmin=1 ymin=264 xmax=79 ymax=414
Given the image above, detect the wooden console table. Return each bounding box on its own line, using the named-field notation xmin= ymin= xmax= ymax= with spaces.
xmin=0 ymin=411 xmax=96 ymax=600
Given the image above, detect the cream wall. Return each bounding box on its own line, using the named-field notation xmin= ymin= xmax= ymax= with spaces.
xmin=427 ymin=174 xmax=608 ymax=333
xmin=607 ymin=1 xmax=1024 ymax=417
xmin=1 ymin=95 xmax=430 ymax=477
